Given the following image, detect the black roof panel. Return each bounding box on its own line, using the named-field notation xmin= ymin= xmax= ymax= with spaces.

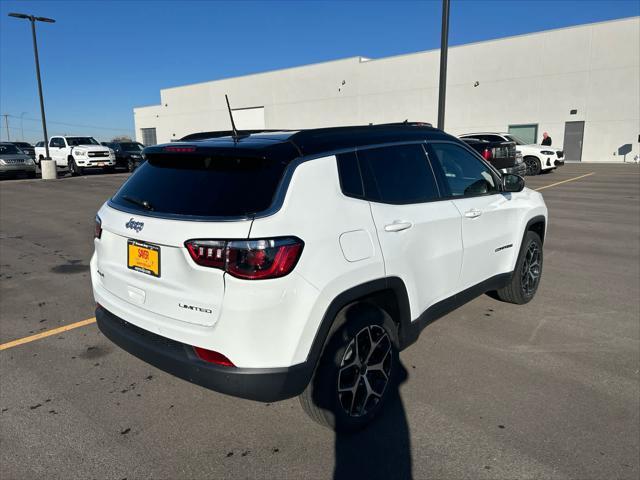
xmin=146 ymin=123 xmax=454 ymax=162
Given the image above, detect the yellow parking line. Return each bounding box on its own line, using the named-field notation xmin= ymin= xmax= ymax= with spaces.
xmin=534 ymin=172 xmax=595 ymax=191
xmin=0 ymin=317 xmax=96 ymax=352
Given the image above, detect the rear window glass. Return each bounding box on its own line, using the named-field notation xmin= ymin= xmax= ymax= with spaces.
xmin=111 ymin=154 xmax=288 ymax=217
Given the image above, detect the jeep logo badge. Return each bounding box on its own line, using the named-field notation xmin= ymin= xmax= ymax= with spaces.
xmin=125 ymin=218 xmax=144 ymax=233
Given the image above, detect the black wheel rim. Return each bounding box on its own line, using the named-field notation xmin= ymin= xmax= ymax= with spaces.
xmin=337 ymin=325 xmax=392 ymax=417
xmin=128 ymin=160 xmax=134 ymax=172
xmin=521 ymin=241 xmax=541 ymax=296
xmin=525 ymin=158 xmax=537 ymax=175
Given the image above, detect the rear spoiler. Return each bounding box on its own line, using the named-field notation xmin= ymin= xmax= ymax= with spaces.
xmin=179 ymin=130 xmax=288 ymax=141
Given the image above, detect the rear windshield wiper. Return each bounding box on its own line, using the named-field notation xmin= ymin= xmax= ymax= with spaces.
xmin=122 ymin=195 xmax=154 ymax=211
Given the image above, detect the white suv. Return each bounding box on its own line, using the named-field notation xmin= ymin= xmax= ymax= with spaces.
xmin=91 ymin=124 xmax=547 ymax=431
xmin=459 ymin=132 xmax=564 ymax=175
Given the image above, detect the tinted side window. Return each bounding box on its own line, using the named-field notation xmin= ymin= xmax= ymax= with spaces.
xmin=428 ymin=143 xmax=499 ymax=197
xmin=336 ymin=152 xmax=363 ymax=198
xmin=357 ymin=144 xmax=439 ymax=204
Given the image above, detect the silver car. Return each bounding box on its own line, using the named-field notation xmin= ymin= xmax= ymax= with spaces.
xmin=0 ymin=142 xmax=37 ymax=179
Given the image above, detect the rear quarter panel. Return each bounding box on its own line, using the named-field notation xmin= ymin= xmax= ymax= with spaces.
xmin=249 ymin=155 xmax=385 ymax=363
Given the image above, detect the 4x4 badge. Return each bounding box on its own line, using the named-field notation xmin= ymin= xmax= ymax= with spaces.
xmin=125 ymin=218 xmax=144 ymax=233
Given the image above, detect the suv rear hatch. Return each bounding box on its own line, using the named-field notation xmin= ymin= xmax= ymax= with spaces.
xmin=94 ymin=141 xmax=296 ymax=327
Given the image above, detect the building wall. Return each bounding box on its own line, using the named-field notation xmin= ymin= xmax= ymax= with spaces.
xmin=134 ymin=17 xmax=640 ymax=162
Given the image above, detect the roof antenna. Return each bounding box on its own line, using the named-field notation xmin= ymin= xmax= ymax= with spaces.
xmin=225 ymin=94 xmax=239 ymax=140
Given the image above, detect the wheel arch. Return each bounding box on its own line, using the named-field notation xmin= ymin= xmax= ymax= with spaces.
xmin=526 ymin=215 xmax=546 ymax=244
xmin=304 ymin=277 xmax=412 ymax=371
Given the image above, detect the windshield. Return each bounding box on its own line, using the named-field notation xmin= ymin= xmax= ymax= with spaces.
xmin=120 ymin=142 xmax=144 ymax=151
xmin=66 ymin=137 xmax=99 ymax=146
xmin=0 ymin=144 xmax=21 ymax=155
xmin=14 ymin=142 xmax=32 ymax=148
xmin=504 ymin=135 xmax=527 ymax=146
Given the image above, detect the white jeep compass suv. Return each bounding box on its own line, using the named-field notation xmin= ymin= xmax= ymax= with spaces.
xmin=91 ymin=124 xmax=547 ymax=431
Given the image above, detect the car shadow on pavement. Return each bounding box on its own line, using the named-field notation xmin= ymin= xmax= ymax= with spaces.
xmin=333 ymin=362 xmax=412 ymax=480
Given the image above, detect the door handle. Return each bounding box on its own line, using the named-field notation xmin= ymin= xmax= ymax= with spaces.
xmin=384 ymin=221 xmax=413 ymax=232
xmin=464 ymin=208 xmax=482 ymax=219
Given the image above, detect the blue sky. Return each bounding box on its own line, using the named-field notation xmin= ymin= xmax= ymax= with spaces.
xmin=1 ymin=0 xmax=638 ymax=142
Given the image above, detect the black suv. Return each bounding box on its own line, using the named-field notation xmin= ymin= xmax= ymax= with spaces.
xmin=101 ymin=141 xmax=145 ymax=171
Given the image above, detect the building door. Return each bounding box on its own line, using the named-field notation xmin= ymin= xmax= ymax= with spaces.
xmin=508 ymin=124 xmax=538 ymax=145
xmin=141 ymin=128 xmax=157 ymax=146
xmin=563 ymin=121 xmax=585 ymax=161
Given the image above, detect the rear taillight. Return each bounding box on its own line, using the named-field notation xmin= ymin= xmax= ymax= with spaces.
xmin=193 ymin=347 xmax=235 ymax=367
xmin=94 ymin=215 xmax=102 ymax=239
xmin=185 ymin=240 xmax=226 ymax=268
xmin=185 ymin=237 xmax=303 ymax=280
xmin=482 ymin=148 xmax=493 ymax=161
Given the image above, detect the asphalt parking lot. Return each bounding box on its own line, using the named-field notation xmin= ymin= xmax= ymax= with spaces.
xmin=1 ymin=164 xmax=638 ymax=479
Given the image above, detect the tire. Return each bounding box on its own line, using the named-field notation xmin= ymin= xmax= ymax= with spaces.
xmin=524 ymin=156 xmax=541 ymax=176
xmin=299 ymin=303 xmax=399 ymax=432
xmin=68 ymin=157 xmax=83 ymax=176
xmin=127 ymin=158 xmax=135 ymax=172
xmin=37 ymin=156 xmax=43 ymax=167
xmin=495 ymin=231 xmax=543 ymax=304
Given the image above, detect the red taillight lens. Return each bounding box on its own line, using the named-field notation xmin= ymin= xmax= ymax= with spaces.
xmin=193 ymin=347 xmax=235 ymax=367
xmin=94 ymin=215 xmax=102 ymax=239
xmin=185 ymin=240 xmax=226 ymax=268
xmin=184 ymin=237 xmax=303 ymax=280
xmin=482 ymin=148 xmax=492 ymax=160
xmin=227 ymin=239 xmax=303 ymax=280
xmin=163 ymin=146 xmax=196 ymax=153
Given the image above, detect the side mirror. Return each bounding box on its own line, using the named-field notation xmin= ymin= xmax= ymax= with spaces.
xmin=502 ymin=174 xmax=525 ymax=193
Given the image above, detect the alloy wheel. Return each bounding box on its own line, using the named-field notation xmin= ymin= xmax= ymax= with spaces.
xmin=337 ymin=325 xmax=392 ymax=417
xmin=521 ymin=241 xmax=541 ymax=296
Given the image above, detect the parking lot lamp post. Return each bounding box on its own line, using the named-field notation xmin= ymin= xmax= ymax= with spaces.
xmin=437 ymin=0 xmax=450 ymax=130
xmin=8 ymin=12 xmax=56 ymax=179
xmin=20 ymin=112 xmax=27 ymax=140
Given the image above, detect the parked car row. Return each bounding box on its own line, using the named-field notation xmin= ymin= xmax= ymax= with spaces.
xmin=3 ymin=129 xmax=561 ymax=180
xmin=458 ymin=132 xmax=564 ymax=175
xmin=0 ymin=138 xmax=146 ymax=179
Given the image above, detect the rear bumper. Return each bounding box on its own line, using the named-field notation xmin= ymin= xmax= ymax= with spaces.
xmin=96 ymin=305 xmax=312 ymax=402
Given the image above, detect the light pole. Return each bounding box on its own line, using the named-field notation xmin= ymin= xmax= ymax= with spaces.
xmin=20 ymin=112 xmax=27 ymax=140
xmin=8 ymin=12 xmax=56 ymax=179
xmin=2 ymin=114 xmax=9 ymax=141
xmin=437 ymin=0 xmax=450 ymax=130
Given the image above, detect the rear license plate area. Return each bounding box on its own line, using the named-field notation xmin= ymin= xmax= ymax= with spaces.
xmin=127 ymin=239 xmax=160 ymax=277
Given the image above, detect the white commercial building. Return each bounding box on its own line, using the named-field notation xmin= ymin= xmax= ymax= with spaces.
xmin=134 ymin=17 xmax=639 ymax=162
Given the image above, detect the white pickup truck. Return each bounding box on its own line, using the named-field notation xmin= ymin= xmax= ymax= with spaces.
xmin=34 ymin=136 xmax=116 ymax=176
